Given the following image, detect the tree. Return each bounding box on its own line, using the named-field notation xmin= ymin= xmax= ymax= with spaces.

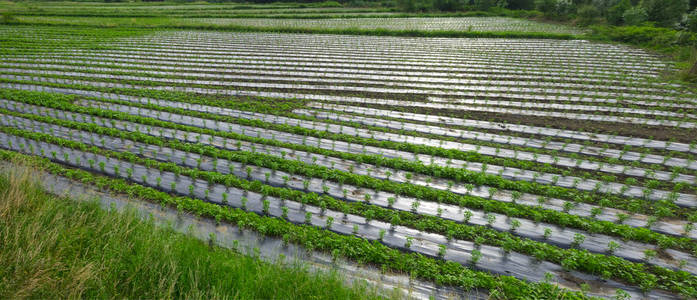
xmin=578 ymin=4 xmax=600 ymax=25
xmin=474 ymin=0 xmax=492 ymax=9
xmin=623 ymin=5 xmax=648 ymax=25
xmin=591 ymin=0 xmax=622 ymax=13
xmin=607 ymin=0 xmax=632 ymax=24
xmin=555 ymin=0 xmax=575 ymax=16
xmin=535 ymin=0 xmax=557 ymax=15
xmin=435 ymin=0 xmax=465 ymax=11
xmin=681 ymin=8 xmax=697 ymax=31
xmin=641 ymin=0 xmax=689 ymax=26
xmin=508 ymin=0 xmax=535 ymax=9
xmin=397 ymin=0 xmax=430 ymax=12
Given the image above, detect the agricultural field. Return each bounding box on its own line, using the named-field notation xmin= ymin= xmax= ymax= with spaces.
xmin=1 ymin=1 xmax=395 ymax=17
xmin=13 ymin=14 xmax=583 ymax=35
xmin=190 ymin=16 xmax=583 ymax=33
xmin=5 ymin=16 xmax=582 ymax=34
xmin=1 ymin=2 xmax=697 ymax=299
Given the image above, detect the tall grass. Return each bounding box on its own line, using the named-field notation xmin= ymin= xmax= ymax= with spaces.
xmin=0 ymin=161 xmax=392 ymax=300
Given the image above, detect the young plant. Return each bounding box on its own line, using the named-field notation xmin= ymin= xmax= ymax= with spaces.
xmin=404 ymin=236 xmax=413 ymax=249
xmin=241 ymin=196 xmax=248 ymax=210
xmin=411 ymin=200 xmax=420 ymax=213
xmin=572 ymin=233 xmax=585 ymax=248
xmin=486 ymin=213 xmax=496 ymax=227
xmin=463 ymin=210 xmax=473 ymax=223
xmin=590 ymin=207 xmax=602 ymax=219
xmin=387 ymin=196 xmax=396 ymax=207
xmin=245 ymin=166 xmax=252 ymax=178
xmin=390 ymin=214 xmax=401 ymax=230
xmin=262 ymin=199 xmax=270 ymax=215
xmin=470 ymin=249 xmax=482 ymax=265
xmin=325 ymin=216 xmax=334 ymax=229
xmin=438 ymin=244 xmax=447 ymax=258
xmin=511 ymin=191 xmax=522 ymax=203
xmin=543 ymin=228 xmax=552 ymax=240
xmin=510 ymin=219 xmax=521 ymax=232
xmin=607 ymin=241 xmax=620 ymax=254
xmin=319 ymin=201 xmax=327 ymax=215
xmin=616 ymin=213 xmax=629 ymax=224
xmin=643 ymin=249 xmax=657 ymax=261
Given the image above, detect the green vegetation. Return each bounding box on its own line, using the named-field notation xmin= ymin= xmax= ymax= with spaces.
xmin=0 ymin=1 xmax=695 ymax=298
xmin=0 ymin=159 xmax=388 ymax=299
xmin=2 ymin=86 xmax=697 ymax=295
xmin=0 ymin=151 xmax=586 ymax=299
xmin=2 ymin=0 xmax=696 ymax=78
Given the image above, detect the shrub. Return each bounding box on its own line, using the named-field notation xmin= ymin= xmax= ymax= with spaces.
xmin=508 ymin=0 xmax=535 ymax=9
xmin=681 ymin=8 xmax=697 ymax=32
xmin=607 ymin=0 xmax=632 ymax=25
xmin=577 ymin=4 xmax=600 ymax=26
xmin=555 ymin=0 xmax=574 ymax=16
xmin=591 ymin=0 xmax=621 ymax=13
xmin=435 ymin=0 xmax=464 ymax=12
xmin=474 ymin=0 xmax=495 ymax=10
xmin=535 ymin=0 xmax=557 ymax=16
xmin=623 ymin=6 xmax=649 ymax=26
xmin=397 ymin=0 xmax=433 ymax=12
xmin=316 ymin=1 xmax=342 ymax=8
xmin=640 ymin=0 xmax=689 ymax=27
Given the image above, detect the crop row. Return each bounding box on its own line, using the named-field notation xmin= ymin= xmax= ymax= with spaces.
xmin=2 ymin=91 xmax=695 ymax=247
xmin=5 ymin=79 xmax=694 ymax=192
xmin=66 ymin=41 xmax=671 ymax=78
xmin=2 ymin=57 xmax=685 ymax=101
xmin=64 ymin=89 xmax=697 ymax=191
xmin=3 ymin=55 xmax=685 ymax=99
xmin=0 ymin=147 xmax=582 ymax=298
xmin=17 ymin=48 xmax=663 ymax=84
xmin=295 ymin=108 xmax=697 ymax=171
xmin=0 ymin=86 xmax=692 ymax=219
xmin=3 ymin=98 xmax=689 ymax=238
xmin=113 ymin=37 xmax=667 ymax=68
xmin=76 ymin=98 xmax=697 ymax=204
xmin=186 ymin=17 xmax=585 ymax=35
xmin=3 ymin=70 xmax=696 ymax=144
xmin=5 ymin=67 xmax=689 ymax=109
xmin=6 ymin=82 xmax=691 ymax=165
xmin=0 ymin=128 xmax=692 ymax=298
xmin=4 ymin=111 xmax=697 ymax=275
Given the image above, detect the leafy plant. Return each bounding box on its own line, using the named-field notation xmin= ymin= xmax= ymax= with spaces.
xmin=404 ymin=236 xmax=413 ymax=249
xmin=572 ymin=233 xmax=585 ymax=248
xmin=471 ymin=249 xmax=482 ymax=265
